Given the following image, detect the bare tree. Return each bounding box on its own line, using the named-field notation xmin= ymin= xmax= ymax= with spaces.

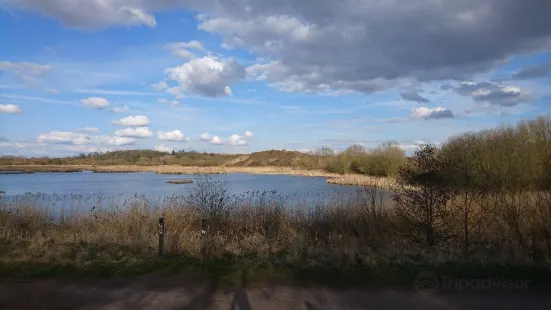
xmin=314 ymin=146 xmax=335 ymax=156
xmin=393 ymin=144 xmax=455 ymax=248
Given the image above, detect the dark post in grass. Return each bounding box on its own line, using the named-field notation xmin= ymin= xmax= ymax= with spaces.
xmin=158 ymin=216 xmax=165 ymax=256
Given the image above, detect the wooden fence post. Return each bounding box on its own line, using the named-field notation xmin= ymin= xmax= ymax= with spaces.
xmin=158 ymin=217 xmax=165 ymax=256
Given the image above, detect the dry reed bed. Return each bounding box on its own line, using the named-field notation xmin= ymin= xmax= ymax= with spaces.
xmin=0 ymin=192 xmax=395 ymax=265
xmin=326 ymin=175 xmax=397 ymax=188
xmin=2 ymin=187 xmax=551 ymax=267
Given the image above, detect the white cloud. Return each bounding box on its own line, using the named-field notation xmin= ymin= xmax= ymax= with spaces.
xmin=196 ymin=1 xmax=551 ymax=94
xmin=228 ymin=134 xmax=247 ymax=146
xmin=169 ymin=41 xmax=206 ymax=52
xmin=151 ymin=81 xmax=168 ymax=92
xmin=244 ymin=131 xmax=253 ymax=138
xmin=3 ymin=1 xmax=156 ymax=28
xmin=246 ymin=61 xmax=361 ymax=94
xmin=111 ymin=115 xmax=151 ymax=126
xmin=74 ymin=89 xmax=156 ymax=96
xmin=60 ymin=145 xmax=116 ymax=153
xmin=37 ymin=131 xmax=91 ymax=145
xmin=173 ymin=49 xmax=196 ymax=60
xmin=210 ymin=136 xmax=223 ymax=145
xmin=88 ymin=135 xmax=136 ymax=146
xmin=0 ymin=94 xmax=76 ymax=105
xmin=44 ymin=87 xmax=60 ymax=94
xmin=0 ymin=141 xmax=27 ymax=149
xmin=199 ymin=132 xmax=245 ymax=145
xmin=154 ymin=144 xmax=174 ymax=153
xmin=200 ymin=133 xmax=212 ymax=141
xmin=452 ymin=81 xmax=534 ymax=107
xmin=165 ymin=56 xmax=245 ymax=97
xmin=400 ymin=91 xmax=430 ymax=103
xmin=166 ymin=41 xmax=207 ymax=59
xmin=166 ymin=86 xmax=185 ymax=98
xmin=111 ymin=105 xmax=130 ymax=113
xmin=158 ymin=98 xmax=179 ymax=106
xmin=65 ymin=135 xmax=91 ymax=145
xmin=0 ymin=61 xmax=52 ymax=82
xmin=80 ymin=97 xmax=110 ymax=109
xmin=20 ymin=74 xmax=39 ymax=84
xmin=411 ymin=107 xmax=455 ymax=120
xmin=14 ymin=132 xmax=138 ymax=156
xmin=120 ymin=7 xmax=156 ymax=27
xmin=115 ymin=127 xmax=153 ymax=138
xmin=79 ymin=127 xmax=100 ymax=133
xmin=0 ymin=104 xmax=22 ymax=113
xmin=0 ymin=141 xmax=128 ymax=157
xmin=199 ymin=15 xmax=314 ymax=48
xmin=224 ymin=86 xmax=233 ymax=96
xmin=157 ymin=130 xmax=186 ymax=141
xmin=104 ymin=136 xmax=136 ymax=146
xmin=7 ymin=0 xmax=550 ymax=99
xmin=399 ymin=144 xmax=421 ymax=152
xmin=400 ymin=140 xmax=441 ymax=152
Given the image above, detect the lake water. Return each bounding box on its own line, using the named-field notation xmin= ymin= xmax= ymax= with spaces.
xmin=0 ymin=172 xmax=389 ymax=208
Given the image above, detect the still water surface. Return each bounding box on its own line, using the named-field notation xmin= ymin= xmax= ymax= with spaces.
xmin=0 ymin=172 xmax=375 ymax=205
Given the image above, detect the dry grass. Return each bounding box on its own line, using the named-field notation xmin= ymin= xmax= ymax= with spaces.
xmin=1 ymin=190 xmax=551 ymax=288
xmin=0 ymin=188 xmax=399 ymax=268
xmin=2 ymin=180 xmax=551 ymax=271
xmin=326 ymin=174 xmax=397 ymax=188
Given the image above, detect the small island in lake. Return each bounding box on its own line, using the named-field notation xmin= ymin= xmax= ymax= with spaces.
xmin=166 ymin=179 xmax=193 ymax=184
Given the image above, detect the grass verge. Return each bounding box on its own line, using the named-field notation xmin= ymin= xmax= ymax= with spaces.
xmin=2 ymin=240 xmax=550 ymax=291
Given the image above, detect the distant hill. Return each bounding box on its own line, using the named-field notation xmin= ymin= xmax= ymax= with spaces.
xmin=224 ymin=150 xmax=315 ymax=167
xmin=0 ymin=149 xmax=319 ymax=168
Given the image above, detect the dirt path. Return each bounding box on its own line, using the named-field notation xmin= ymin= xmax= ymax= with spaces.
xmin=1 ymin=275 xmax=550 ymax=310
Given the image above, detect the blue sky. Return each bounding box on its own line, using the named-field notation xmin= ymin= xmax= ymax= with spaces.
xmin=1 ymin=0 xmax=550 ymax=156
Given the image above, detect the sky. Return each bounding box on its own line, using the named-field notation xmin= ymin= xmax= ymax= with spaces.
xmin=0 ymin=0 xmax=550 ymax=157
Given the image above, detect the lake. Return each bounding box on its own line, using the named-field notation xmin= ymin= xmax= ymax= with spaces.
xmin=0 ymin=172 xmax=390 ymax=208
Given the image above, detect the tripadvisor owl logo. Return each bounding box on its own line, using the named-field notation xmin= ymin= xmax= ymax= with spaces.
xmin=414 ymin=271 xmax=531 ymax=295
xmin=414 ymin=271 xmax=439 ymax=296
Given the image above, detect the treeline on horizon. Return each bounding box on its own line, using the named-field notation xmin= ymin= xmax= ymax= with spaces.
xmin=0 ymin=149 xmax=231 ymax=167
xmin=1 ymin=116 xmax=550 ymax=183
xmin=0 ymin=140 xmax=409 ymax=177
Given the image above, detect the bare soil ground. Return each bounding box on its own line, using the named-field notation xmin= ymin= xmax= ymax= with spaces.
xmin=0 ymin=275 xmax=550 ymax=310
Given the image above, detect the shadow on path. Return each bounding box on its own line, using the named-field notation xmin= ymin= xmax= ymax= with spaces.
xmin=304 ymin=301 xmax=319 ymax=310
xmin=180 ymin=275 xmax=219 ymax=310
xmin=229 ymin=271 xmax=253 ymax=310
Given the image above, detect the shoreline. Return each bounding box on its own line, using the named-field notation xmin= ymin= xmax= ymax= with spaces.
xmin=0 ymin=164 xmax=396 ymax=189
